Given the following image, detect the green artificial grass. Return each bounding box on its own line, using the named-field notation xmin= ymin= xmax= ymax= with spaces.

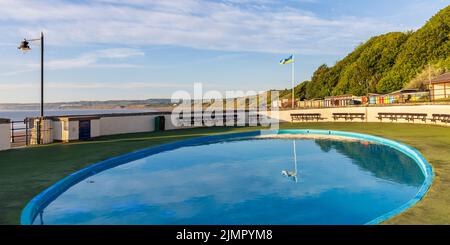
xmin=1 ymin=123 xmax=449 ymax=225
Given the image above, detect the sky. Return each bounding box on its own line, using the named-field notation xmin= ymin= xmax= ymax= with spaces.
xmin=0 ymin=0 xmax=448 ymax=103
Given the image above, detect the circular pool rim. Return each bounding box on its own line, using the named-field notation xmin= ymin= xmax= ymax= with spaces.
xmin=20 ymin=129 xmax=433 ymax=225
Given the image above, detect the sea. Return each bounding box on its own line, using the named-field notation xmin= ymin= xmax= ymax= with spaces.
xmin=0 ymin=109 xmax=157 ymax=122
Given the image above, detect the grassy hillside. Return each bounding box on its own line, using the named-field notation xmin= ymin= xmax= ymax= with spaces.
xmin=291 ymin=5 xmax=450 ymax=100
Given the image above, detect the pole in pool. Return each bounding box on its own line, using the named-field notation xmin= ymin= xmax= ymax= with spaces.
xmin=293 ymin=140 xmax=298 ymax=183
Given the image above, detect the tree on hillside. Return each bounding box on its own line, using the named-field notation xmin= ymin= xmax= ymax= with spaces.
xmin=284 ymin=5 xmax=450 ymax=99
xmin=377 ymin=6 xmax=450 ymax=92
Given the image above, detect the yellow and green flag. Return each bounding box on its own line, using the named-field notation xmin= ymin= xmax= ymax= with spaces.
xmin=279 ymin=55 xmax=294 ymax=65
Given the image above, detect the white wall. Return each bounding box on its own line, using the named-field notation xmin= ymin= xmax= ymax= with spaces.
xmin=52 ymin=121 xmax=63 ymax=141
xmin=91 ymin=119 xmax=100 ymax=138
xmin=433 ymin=84 xmax=449 ymax=99
xmin=261 ymin=104 xmax=450 ymax=126
xmin=53 ymin=119 xmax=99 ymax=142
xmin=67 ymin=120 xmax=79 ymax=141
xmin=0 ymin=122 xmax=10 ymax=151
xmin=99 ymin=115 xmax=157 ymax=136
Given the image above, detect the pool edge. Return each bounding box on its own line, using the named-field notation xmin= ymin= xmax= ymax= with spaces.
xmin=20 ymin=129 xmax=433 ymax=225
xmin=273 ymin=129 xmax=433 ymax=225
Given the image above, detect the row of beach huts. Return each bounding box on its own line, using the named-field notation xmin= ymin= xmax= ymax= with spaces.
xmin=276 ymin=89 xmax=430 ymax=109
xmin=275 ymin=72 xmax=450 ymax=109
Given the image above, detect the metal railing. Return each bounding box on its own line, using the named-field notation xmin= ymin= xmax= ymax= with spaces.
xmin=10 ymin=119 xmax=30 ymax=147
xmin=10 ymin=118 xmax=53 ymax=147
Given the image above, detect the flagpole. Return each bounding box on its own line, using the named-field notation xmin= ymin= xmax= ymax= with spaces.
xmin=291 ymin=54 xmax=295 ymax=109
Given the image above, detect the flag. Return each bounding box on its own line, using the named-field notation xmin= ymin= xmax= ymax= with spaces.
xmin=279 ymin=55 xmax=294 ymax=65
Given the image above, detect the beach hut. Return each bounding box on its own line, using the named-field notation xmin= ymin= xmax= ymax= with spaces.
xmin=324 ymin=95 xmax=361 ymax=107
xmin=387 ymin=89 xmax=429 ymax=103
xmin=428 ymin=72 xmax=450 ymax=100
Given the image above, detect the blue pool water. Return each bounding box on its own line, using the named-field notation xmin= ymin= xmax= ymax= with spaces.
xmin=34 ymin=137 xmax=425 ymax=225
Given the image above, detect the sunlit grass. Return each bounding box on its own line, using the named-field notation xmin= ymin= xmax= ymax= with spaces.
xmin=1 ymin=123 xmax=449 ymax=224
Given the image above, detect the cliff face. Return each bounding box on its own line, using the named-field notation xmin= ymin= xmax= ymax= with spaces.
xmin=291 ymin=5 xmax=450 ymax=100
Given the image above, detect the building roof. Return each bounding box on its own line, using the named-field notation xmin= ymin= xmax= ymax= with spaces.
xmin=324 ymin=94 xmax=354 ymax=99
xmin=27 ymin=111 xmax=172 ymax=120
xmin=388 ymin=89 xmax=421 ymax=95
xmin=430 ymin=72 xmax=450 ymax=84
xmin=52 ymin=116 xmax=102 ymax=121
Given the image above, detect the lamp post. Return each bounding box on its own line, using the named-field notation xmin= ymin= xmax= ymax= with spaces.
xmin=18 ymin=32 xmax=44 ymax=144
xmin=18 ymin=32 xmax=44 ymax=117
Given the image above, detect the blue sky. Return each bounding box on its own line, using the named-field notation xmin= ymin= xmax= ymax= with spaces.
xmin=0 ymin=0 xmax=448 ymax=103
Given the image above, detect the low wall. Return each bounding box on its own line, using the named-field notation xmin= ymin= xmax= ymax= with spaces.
xmin=100 ymin=115 xmax=157 ymax=136
xmin=262 ymin=104 xmax=450 ymax=126
xmin=0 ymin=119 xmax=11 ymax=151
xmin=42 ymin=112 xmax=199 ymax=142
xmin=23 ymin=105 xmax=450 ymax=144
xmin=52 ymin=121 xmax=63 ymax=141
xmin=66 ymin=120 xmax=79 ymax=142
xmin=52 ymin=118 xmax=99 ymax=142
xmin=99 ymin=114 xmax=199 ymax=136
xmin=91 ymin=119 xmax=100 ymax=138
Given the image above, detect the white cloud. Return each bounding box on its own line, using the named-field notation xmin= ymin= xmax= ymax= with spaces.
xmin=0 ymin=81 xmax=190 ymax=90
xmin=95 ymin=48 xmax=145 ymax=59
xmin=0 ymin=48 xmax=145 ymax=75
xmin=43 ymin=48 xmax=144 ymax=70
xmin=0 ymin=0 xmax=405 ymax=54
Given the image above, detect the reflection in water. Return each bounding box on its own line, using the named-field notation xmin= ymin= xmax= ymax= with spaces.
xmin=36 ymin=138 xmax=425 ymax=225
xmin=313 ymin=140 xmax=424 ymax=187
xmin=282 ymin=140 xmax=298 ymax=183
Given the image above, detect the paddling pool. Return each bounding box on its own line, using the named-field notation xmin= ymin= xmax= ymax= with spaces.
xmin=21 ymin=130 xmax=433 ymax=225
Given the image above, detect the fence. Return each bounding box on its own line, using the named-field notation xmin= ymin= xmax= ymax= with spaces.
xmin=10 ymin=118 xmax=53 ymax=147
xmin=10 ymin=119 xmax=30 ymax=147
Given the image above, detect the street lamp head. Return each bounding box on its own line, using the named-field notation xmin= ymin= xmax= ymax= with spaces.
xmin=18 ymin=39 xmax=31 ymax=52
